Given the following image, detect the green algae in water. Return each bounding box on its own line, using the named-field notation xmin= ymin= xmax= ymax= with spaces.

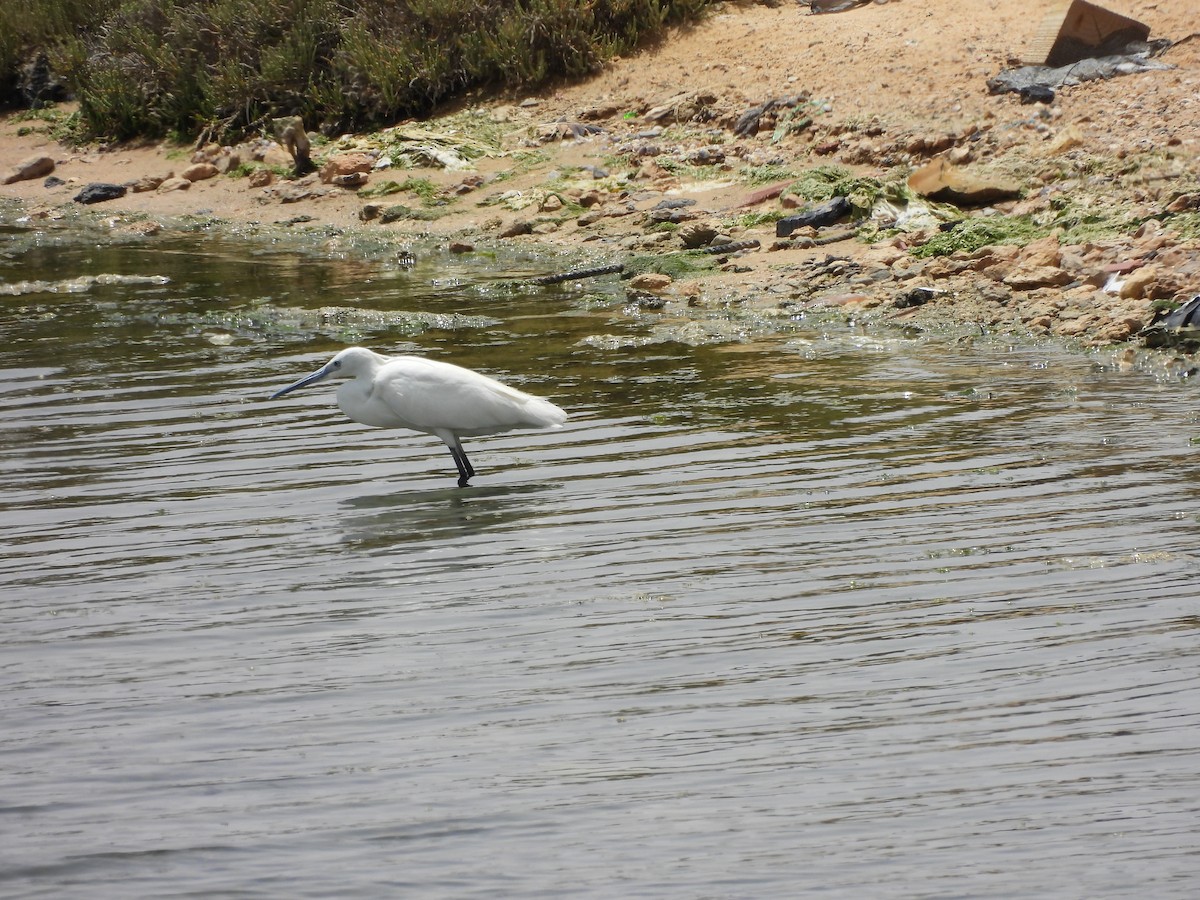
xmin=622 ymin=252 xmax=719 ymax=280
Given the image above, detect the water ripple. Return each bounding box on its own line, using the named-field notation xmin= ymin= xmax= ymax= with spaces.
xmin=3 ymin=240 xmax=1200 ymax=897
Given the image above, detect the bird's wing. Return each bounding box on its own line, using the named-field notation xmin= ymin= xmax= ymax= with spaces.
xmin=371 ymin=357 xmax=566 ymax=437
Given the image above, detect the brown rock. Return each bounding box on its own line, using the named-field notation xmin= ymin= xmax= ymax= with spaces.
xmin=213 ymin=151 xmax=242 ymax=174
xmin=448 ymin=240 xmax=475 ymax=254
xmin=1166 ymin=193 xmax=1200 ymax=214
xmin=905 ymin=133 xmax=956 ymax=156
xmin=628 ymin=273 xmax=673 ymax=293
xmin=908 ymin=158 xmax=1022 ymax=205
xmin=500 ymin=219 xmax=533 ymax=238
xmin=247 ymin=169 xmax=273 ymax=188
xmin=1118 ymin=266 xmax=1159 ymax=300
xmin=1018 ymin=234 xmax=1062 ymax=268
xmin=678 ymin=221 xmax=719 ymax=249
xmin=128 ymin=175 xmax=167 ymax=193
xmin=319 ymin=153 xmax=374 ymax=183
xmin=2 ymin=154 xmax=55 ymax=184
xmin=181 ymin=162 xmax=218 ymax=182
xmin=157 ymin=177 xmax=192 ymax=193
xmin=1003 ymin=265 xmax=1072 ymax=290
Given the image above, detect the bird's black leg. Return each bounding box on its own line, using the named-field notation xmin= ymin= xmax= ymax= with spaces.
xmin=448 ymin=441 xmax=475 ymax=487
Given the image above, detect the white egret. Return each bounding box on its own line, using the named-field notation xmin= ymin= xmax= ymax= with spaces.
xmin=271 ymin=347 xmax=568 ymax=487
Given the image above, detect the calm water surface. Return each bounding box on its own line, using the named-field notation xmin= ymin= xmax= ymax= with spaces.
xmin=2 ymin=222 xmax=1199 ymax=897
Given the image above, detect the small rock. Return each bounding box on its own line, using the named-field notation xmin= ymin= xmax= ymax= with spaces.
xmin=500 ymin=220 xmax=533 ymax=238
xmin=1018 ymin=234 xmax=1062 ymax=268
xmin=331 ymin=171 xmax=369 ymax=187
xmin=1003 ymin=265 xmax=1072 ymax=290
xmin=3 ymin=154 xmax=55 ymax=184
xmin=947 ymin=145 xmax=974 ymax=165
xmin=678 ymin=221 xmax=719 ymax=249
xmin=895 ymin=287 xmax=939 ymax=308
xmin=73 ymin=183 xmax=127 ymax=204
xmin=181 ymin=162 xmax=218 ymax=182
xmin=539 ymin=194 xmax=563 ymax=212
xmin=157 ymin=177 xmax=192 ymax=193
xmin=1166 ymin=193 xmax=1200 ymax=214
xmin=578 ymin=103 xmax=619 ymax=120
xmin=682 ymin=146 xmax=725 ymax=165
xmin=319 ymin=152 xmax=374 ymax=183
xmin=247 ymin=168 xmax=273 ymax=188
xmin=628 ymin=273 xmax=673 ymax=293
xmin=1119 ymin=266 xmax=1159 ymax=300
xmin=448 ymin=240 xmax=474 ymax=254
xmin=128 ymin=175 xmax=166 ymax=193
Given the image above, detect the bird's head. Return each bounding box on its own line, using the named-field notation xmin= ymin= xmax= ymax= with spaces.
xmin=270 ymin=347 xmax=381 ymax=399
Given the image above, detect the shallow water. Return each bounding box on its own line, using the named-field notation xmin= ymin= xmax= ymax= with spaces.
xmin=2 ymin=223 xmax=1200 ymax=897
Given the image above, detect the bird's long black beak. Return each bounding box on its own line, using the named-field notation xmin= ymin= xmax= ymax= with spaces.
xmin=270 ymin=364 xmax=331 ymax=399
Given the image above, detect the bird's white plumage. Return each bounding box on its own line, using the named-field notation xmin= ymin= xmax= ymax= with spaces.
xmin=270 ymin=346 xmax=567 ymax=486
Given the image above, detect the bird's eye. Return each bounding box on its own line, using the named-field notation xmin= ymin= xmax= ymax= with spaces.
xmin=332 ymin=360 xmax=341 ymax=369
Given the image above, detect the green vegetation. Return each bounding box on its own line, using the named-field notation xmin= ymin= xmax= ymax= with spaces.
xmin=911 ymin=215 xmax=1044 ymax=258
xmin=362 ymin=176 xmax=441 ymax=205
xmin=784 ymin=164 xmax=888 ymax=208
xmin=623 ymin=251 xmax=718 ymax=280
xmin=2 ymin=0 xmax=711 ymax=144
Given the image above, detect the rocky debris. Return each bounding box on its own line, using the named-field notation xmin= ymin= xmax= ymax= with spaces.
xmin=733 ymin=95 xmax=811 ymax=138
xmin=682 ymin=146 xmax=725 ymax=165
xmin=534 ymin=120 xmax=605 ymax=143
xmin=642 ymin=91 xmax=720 ymax=124
xmin=191 ymin=143 xmax=241 ymax=174
xmin=645 ymin=198 xmax=699 ymax=225
xmin=73 ymin=183 xmax=127 ymax=204
xmin=3 ymin=155 xmax=54 ymax=184
xmin=988 ymin=42 xmax=1173 ymax=97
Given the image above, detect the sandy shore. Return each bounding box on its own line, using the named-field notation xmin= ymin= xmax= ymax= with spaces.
xmin=2 ymin=0 xmax=1198 ymax=365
